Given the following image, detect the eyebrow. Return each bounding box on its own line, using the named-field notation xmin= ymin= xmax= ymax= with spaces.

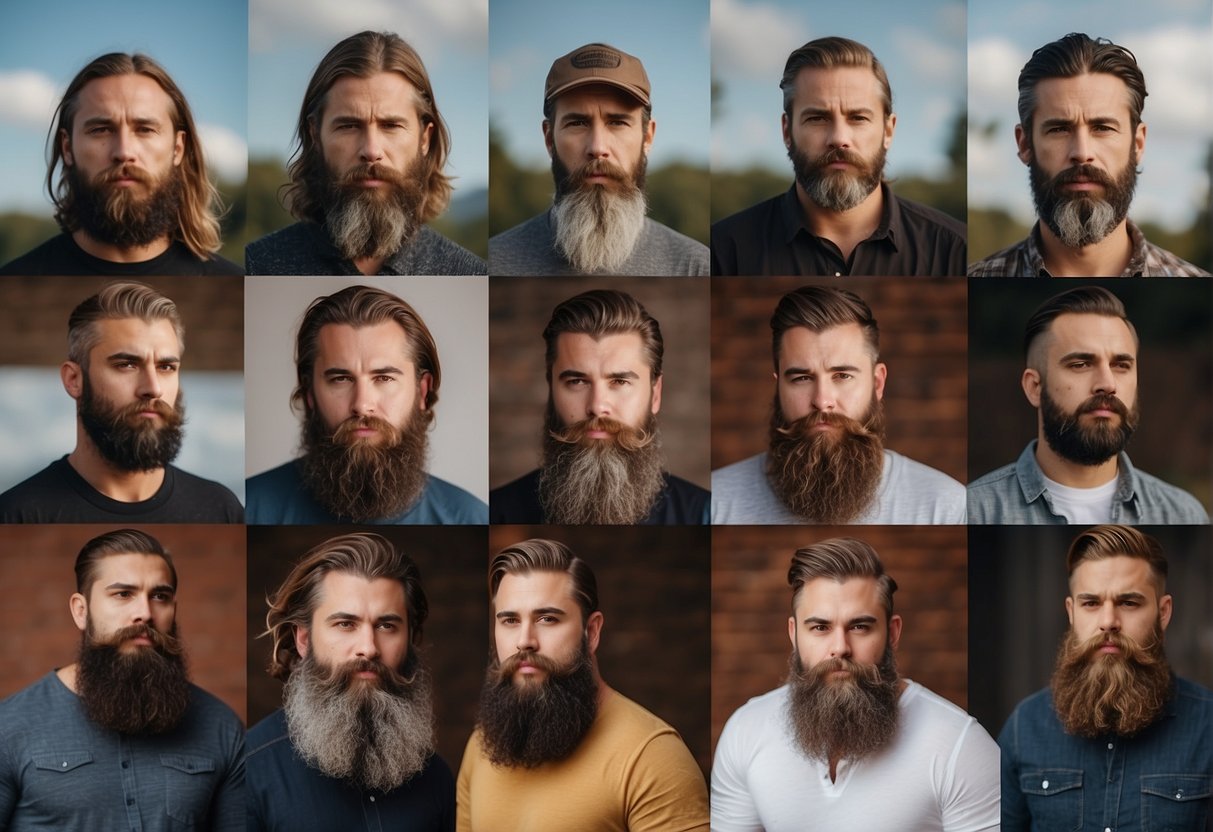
xmin=557 ymin=369 xmax=641 ymax=381
xmin=782 ymin=364 xmax=861 ymax=378
xmin=1058 ymin=351 xmax=1135 ymax=364
xmin=559 ymin=110 xmax=635 ymax=123
xmin=496 ymin=606 xmax=567 ymax=620
xmin=80 ymin=115 xmax=164 ymax=129
xmin=1075 ymin=591 xmax=1147 ymax=603
xmin=324 ymin=611 xmax=405 ymax=624
xmin=801 ymin=106 xmax=875 ymax=119
xmin=1040 ymin=115 xmax=1122 ymax=130
xmin=323 ymin=365 xmax=405 ymax=378
xmin=103 ymin=581 xmax=175 ymax=595
xmin=802 ymin=614 xmax=878 ymax=626
xmin=107 ymin=351 xmax=181 ymax=365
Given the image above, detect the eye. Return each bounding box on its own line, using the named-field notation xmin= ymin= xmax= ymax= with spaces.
xmin=849 ymin=114 xmax=870 ymax=123
xmin=832 ymin=372 xmax=854 ymax=381
xmin=538 ymin=615 xmax=560 ymax=624
xmin=376 ymin=621 xmax=398 ymax=630
xmin=373 ymin=374 xmax=396 ymax=383
xmin=809 ymin=623 xmax=828 ymax=632
xmin=849 ymin=623 xmax=871 ymax=631
xmin=609 ymin=378 xmax=631 ymax=387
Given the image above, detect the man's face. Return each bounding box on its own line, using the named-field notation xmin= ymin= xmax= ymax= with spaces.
xmin=73 ymin=553 xmax=177 ymax=648
xmin=776 ymin=323 xmax=886 ymax=425
xmin=1066 ymin=555 xmax=1172 ymax=651
xmin=545 ymin=85 xmax=654 ymax=193
xmin=294 ymin=571 xmax=411 ymax=682
xmin=493 ymin=570 xmax=600 ymax=688
xmin=318 ymin=72 xmax=432 ymax=185
xmin=550 ymin=331 xmax=661 ymax=433
xmin=787 ymin=576 xmax=900 ymax=674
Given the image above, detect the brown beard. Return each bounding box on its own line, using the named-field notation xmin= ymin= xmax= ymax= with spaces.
xmin=538 ymin=405 xmax=666 ymax=524
xmin=1040 ymin=387 xmax=1139 ymax=467
xmin=322 ymin=162 xmax=426 ymax=261
xmin=78 ymin=374 xmax=185 ymax=473
xmin=790 ymin=139 xmax=886 ymax=213
xmin=76 ymin=621 xmax=190 ymax=735
xmin=787 ymin=643 xmax=900 ymax=763
xmin=283 ymin=653 xmax=435 ymax=791
xmin=65 ymin=162 xmax=184 ymax=248
xmin=1050 ymin=624 xmax=1172 ymax=738
xmin=766 ymin=395 xmax=886 ymax=523
xmin=475 ymin=640 xmax=599 ymax=769
xmin=299 ymin=410 xmax=429 ymax=522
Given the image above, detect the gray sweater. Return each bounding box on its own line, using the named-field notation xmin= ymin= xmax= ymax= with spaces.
xmin=246 ymin=221 xmax=486 ymax=275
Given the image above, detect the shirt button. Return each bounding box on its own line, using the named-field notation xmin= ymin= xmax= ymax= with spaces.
xmin=61 ymin=761 xmax=67 ymax=768
xmin=1107 ymin=742 xmax=1113 ymax=750
xmin=369 ymin=795 xmax=376 ymax=803
xmin=834 ymin=271 xmax=841 ymax=277
xmin=1176 ymin=790 xmax=1184 ymax=799
xmin=1042 ymin=780 xmax=1049 ymax=789
xmin=127 ymin=798 xmax=135 ymax=806
xmin=122 ymin=761 xmax=129 ymax=769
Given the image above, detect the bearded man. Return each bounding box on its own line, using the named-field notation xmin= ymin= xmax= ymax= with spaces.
xmin=969 ymin=33 xmax=1209 ymax=277
xmin=245 ymin=533 xmax=452 ymax=830
xmin=0 ymin=529 xmax=245 ymax=830
xmin=712 ymin=284 xmax=965 ymax=524
xmin=489 ymin=289 xmax=708 ymax=524
xmin=456 ymin=538 xmax=708 ymax=831
xmin=1000 ymin=525 xmax=1213 ymax=830
xmin=246 ymin=31 xmax=485 ymax=276
xmin=246 ymin=284 xmax=486 ymax=524
xmin=489 ymin=43 xmax=708 ymax=276
xmin=711 ymin=37 xmax=966 ymax=276
xmin=968 ymin=286 xmax=1208 ymax=524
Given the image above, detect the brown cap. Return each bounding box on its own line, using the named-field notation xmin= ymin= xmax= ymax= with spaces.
xmin=544 ymin=43 xmax=651 ymax=108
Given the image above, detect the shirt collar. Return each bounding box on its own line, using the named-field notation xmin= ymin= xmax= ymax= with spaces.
xmin=1016 ymin=440 xmax=1139 ymax=505
xmin=780 ymin=182 xmax=900 ymax=251
xmin=1026 ymin=219 xmax=1150 ymax=278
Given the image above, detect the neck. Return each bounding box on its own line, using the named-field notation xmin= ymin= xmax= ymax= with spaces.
xmin=69 ymin=432 xmax=166 ymax=502
xmin=796 ymin=182 xmax=883 ymax=263
xmin=1037 ymin=219 xmax=1132 ymax=277
xmin=57 ymin=664 xmax=80 ymax=694
xmin=72 ymin=229 xmax=171 ymax=264
xmin=352 ymin=254 xmax=386 ymax=275
xmin=1034 ymin=434 xmax=1120 ymax=488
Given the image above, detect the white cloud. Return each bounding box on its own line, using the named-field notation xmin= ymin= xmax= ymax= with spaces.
xmin=199 ymin=123 xmax=248 ymax=183
xmin=1124 ymin=25 xmax=1212 ymax=137
xmin=967 ymin=36 xmax=1023 ymax=119
xmin=0 ymin=70 xmax=58 ymax=129
xmin=250 ymin=0 xmax=487 ymax=53
xmin=711 ymin=0 xmax=810 ymax=80
xmin=893 ymin=28 xmax=961 ymax=84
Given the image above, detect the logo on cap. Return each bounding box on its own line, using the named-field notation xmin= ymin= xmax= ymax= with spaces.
xmin=572 ymin=48 xmax=622 ymax=69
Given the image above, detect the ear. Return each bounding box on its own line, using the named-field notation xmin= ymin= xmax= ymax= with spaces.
xmin=883 ymin=112 xmax=896 ymax=149
xmin=1021 ymin=367 xmax=1042 ymax=408
xmin=172 ymin=130 xmax=185 ymax=167
xmin=60 ymin=129 xmax=74 ymax=167
xmin=70 ymin=592 xmax=88 ymax=632
xmin=294 ymin=624 xmax=311 ymax=659
xmin=420 ymin=121 xmax=433 ymax=157
xmin=873 ymin=362 xmax=888 ymax=401
xmin=61 ymin=361 xmax=84 ymax=400
xmin=787 ymin=615 xmax=797 ymax=650
xmin=1015 ymin=123 xmax=1032 ymax=166
xmin=650 ymin=375 xmax=663 ymax=415
xmin=1134 ymin=121 xmax=1146 ymax=166
xmin=642 ymin=116 xmax=656 ymax=155
xmin=781 ymin=112 xmax=791 ymax=152
xmin=417 ymin=372 xmax=432 ymax=411
xmin=1064 ymin=594 xmax=1074 ymax=626
xmin=542 ymin=120 xmax=554 ymax=158
xmin=585 ymin=610 xmax=604 ymax=655
xmin=887 ymin=613 xmax=903 ymax=650
xmin=1158 ymin=593 xmax=1173 ymax=632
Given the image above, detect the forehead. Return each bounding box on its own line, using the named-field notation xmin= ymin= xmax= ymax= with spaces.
xmin=552 ymin=84 xmax=645 ymax=119
xmin=322 ymin=72 xmax=421 ymax=120
xmin=74 ymin=73 xmax=175 ymax=125
xmin=554 ymin=330 xmax=648 ymax=368
xmin=1070 ymin=555 xmax=1159 ymax=599
xmin=1031 ymin=73 xmax=1133 ymax=127
xmin=794 ymin=575 xmax=884 ymax=618
xmin=313 ymin=571 xmax=407 ymax=615
xmin=89 ymin=552 xmax=173 ymax=593
xmin=314 ymin=321 xmax=411 ymax=363
xmin=91 ymin=317 xmax=180 ymax=355
xmin=1045 ymin=313 xmax=1136 ymax=356
xmin=779 ymin=323 xmax=874 ymax=368
xmin=494 ymin=570 xmax=578 ymax=611
xmin=791 ymin=66 xmax=885 ymax=112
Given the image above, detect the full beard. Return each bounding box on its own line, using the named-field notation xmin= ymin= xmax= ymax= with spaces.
xmin=79 ymin=375 xmax=185 ymax=473
xmin=790 ymin=140 xmax=886 ymax=213
xmin=475 ymin=640 xmax=599 ymax=769
xmin=323 ymin=162 xmax=426 ymax=262
xmin=550 ymin=154 xmax=648 ymax=273
xmin=1030 ymin=151 xmax=1138 ymax=249
xmin=67 ymin=163 xmax=183 ymax=249
xmin=299 ymin=411 xmax=429 ymax=522
xmin=1051 ymin=624 xmax=1172 ymax=738
xmin=76 ymin=622 xmax=190 ymax=735
xmin=538 ymin=407 xmax=666 ymax=525
xmin=283 ymin=653 xmax=436 ymax=791
xmin=766 ymin=395 xmax=886 ymax=523
xmin=1040 ymin=387 xmax=1139 ymax=467
xmin=787 ymin=643 xmax=900 ymax=763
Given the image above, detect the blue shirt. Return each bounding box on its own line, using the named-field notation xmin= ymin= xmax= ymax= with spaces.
xmin=999 ymin=677 xmax=1213 ymax=831
xmin=245 ymin=709 xmax=454 ymax=832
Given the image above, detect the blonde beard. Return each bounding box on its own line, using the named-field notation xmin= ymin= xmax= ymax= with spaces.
xmin=552 ymin=186 xmax=647 ymax=273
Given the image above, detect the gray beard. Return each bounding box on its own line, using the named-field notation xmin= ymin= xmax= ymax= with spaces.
xmin=552 ymin=187 xmax=647 ymax=273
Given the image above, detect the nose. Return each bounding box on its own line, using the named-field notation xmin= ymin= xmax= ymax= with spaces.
xmin=111 ymin=126 xmax=137 ymax=165
xmin=360 ymin=126 xmax=384 ymax=163
xmin=354 ymin=623 xmax=380 ymax=660
xmin=1091 ymin=362 xmax=1117 ymax=395
xmin=826 ymin=627 xmax=851 ymax=659
xmin=587 ymin=381 xmax=612 ymax=418
xmin=811 ymin=381 xmax=836 ymax=413
xmin=130 ymin=593 xmax=151 ymax=624
xmin=827 ymin=115 xmax=852 ymax=150
xmin=351 ymin=378 xmax=377 ymax=418
xmin=586 ymin=119 xmax=610 ymax=160
xmin=1096 ymin=600 xmax=1120 ymax=634
xmin=516 ymin=620 xmax=538 ymax=654
xmin=136 ymin=365 xmax=162 ymax=400
xmin=1068 ymin=129 xmax=1095 ymax=165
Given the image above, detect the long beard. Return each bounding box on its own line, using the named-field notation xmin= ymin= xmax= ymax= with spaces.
xmin=476 ymin=640 xmax=599 ymax=769
xmin=65 ymin=163 xmax=183 ymax=248
xmin=1051 ymin=624 xmax=1172 ymax=738
xmin=79 ymin=375 xmax=185 ymax=473
xmin=538 ymin=407 xmax=665 ymax=525
xmin=299 ymin=411 xmax=429 ymax=522
xmin=787 ymin=643 xmax=900 ymax=763
xmin=1030 ymin=151 xmax=1138 ymax=249
xmin=1040 ymin=387 xmax=1138 ymax=467
xmin=283 ymin=653 xmax=436 ymax=791
xmin=76 ymin=622 xmax=190 ymax=735
xmin=766 ymin=395 xmax=885 ymax=523
xmin=790 ymin=140 xmax=886 ymax=213
xmin=323 ymin=162 xmax=425 ymax=261
xmin=551 ymin=153 xmax=647 ymax=273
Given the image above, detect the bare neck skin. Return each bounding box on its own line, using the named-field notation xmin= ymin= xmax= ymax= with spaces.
xmin=1033 ymin=429 xmax=1119 ymax=488
xmin=796 ymin=181 xmax=884 ymax=264
xmin=1037 ymin=218 xmax=1133 ymax=277
xmin=68 ymin=427 xmax=166 ymax=502
xmin=72 ymin=229 xmax=171 ymax=264
xmin=56 ymin=664 xmax=80 ymax=693
xmin=826 ymin=677 xmax=906 ymax=782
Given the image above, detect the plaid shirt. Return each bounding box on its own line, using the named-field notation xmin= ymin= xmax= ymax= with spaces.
xmin=968 ymin=220 xmax=1211 ymax=277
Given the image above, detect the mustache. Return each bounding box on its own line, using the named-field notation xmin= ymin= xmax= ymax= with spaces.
xmin=337 ymin=163 xmax=411 ymax=189
xmin=114 ymin=395 xmax=183 ymax=426
xmin=94 ymin=163 xmax=155 ymax=187
xmin=565 ymin=157 xmax=631 ymax=189
xmin=811 ymin=148 xmax=870 ymax=169
xmin=93 ymin=622 xmax=184 ymax=656
xmin=331 ymin=415 xmax=403 ymax=446
xmin=548 ymin=415 xmax=656 ymax=451
xmin=1075 ymin=393 xmax=1130 ymax=418
xmin=799 ymin=655 xmax=884 ymax=686
xmin=324 ymin=656 xmax=417 ymax=691
xmin=1073 ymin=629 xmax=1164 ymax=665
xmin=1049 ymin=163 xmax=1117 ymax=191
xmin=494 ymin=650 xmax=562 ymax=683
xmin=774 ymin=410 xmax=877 ymax=440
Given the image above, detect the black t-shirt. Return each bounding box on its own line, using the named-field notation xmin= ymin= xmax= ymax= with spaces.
xmin=0 ymin=456 xmax=244 ymax=523
xmin=489 ymin=469 xmax=709 ymax=525
xmin=0 ymin=233 xmax=243 ymax=276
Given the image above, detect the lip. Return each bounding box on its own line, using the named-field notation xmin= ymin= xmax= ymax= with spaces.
xmin=356 ymin=178 xmax=384 ymax=187
xmin=585 ymin=429 xmax=611 ymax=439
xmin=1063 ymin=180 xmax=1101 ymax=191
xmin=128 ymin=634 xmax=153 ymax=646
xmin=1098 ymin=643 xmax=1121 ymax=654
xmin=1083 ymin=408 xmax=1117 ymax=418
xmin=355 ymin=670 xmax=379 ymax=679
xmin=810 ymin=422 xmax=838 ymax=433
xmin=827 ymin=161 xmax=852 ymax=169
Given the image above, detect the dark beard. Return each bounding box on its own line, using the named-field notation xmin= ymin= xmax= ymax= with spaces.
xmin=323 ymin=162 xmax=425 ymax=261
xmin=550 ymin=153 xmax=648 ymax=273
xmin=283 ymin=653 xmax=435 ymax=791
xmin=787 ymin=643 xmax=900 ymax=763
xmin=79 ymin=374 xmax=185 ymax=473
xmin=766 ymin=395 xmax=886 ymax=523
xmin=1040 ymin=387 xmax=1138 ymax=467
xmin=538 ymin=406 xmax=666 ymax=524
xmin=299 ymin=410 xmax=429 ymax=522
xmin=76 ymin=622 xmax=190 ymax=735
xmin=790 ymin=139 xmax=886 ymax=213
xmin=476 ymin=640 xmax=599 ymax=769
xmin=1051 ymin=625 xmax=1172 ymax=738
xmin=1029 ymin=151 xmax=1138 ymax=249
xmin=66 ymin=163 xmax=183 ymax=248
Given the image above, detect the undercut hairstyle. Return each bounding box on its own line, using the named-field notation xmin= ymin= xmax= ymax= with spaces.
xmin=542 ymin=289 xmax=663 ymax=384
xmin=75 ymin=528 xmax=177 ymax=597
xmin=489 ymin=539 xmax=599 ymax=624
xmin=788 ymin=538 xmax=897 ymax=621
xmin=292 ymin=285 xmax=440 ymax=423
xmin=285 ymin=31 xmax=452 ymax=225
xmin=1023 ymin=285 xmax=1138 ymax=368
xmin=264 ymin=533 xmax=429 ymax=680
xmin=67 ymin=281 xmax=184 ymax=371
xmin=770 ymin=285 xmax=880 ymax=372
xmin=47 ymin=52 xmax=224 ymax=258
xmin=1066 ymin=524 xmax=1168 ymax=596
xmin=781 ymin=37 xmax=893 ymax=120
xmin=1017 ymin=33 xmax=1148 ymax=135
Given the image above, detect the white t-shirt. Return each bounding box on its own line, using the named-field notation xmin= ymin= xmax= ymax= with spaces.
xmin=1040 ymin=472 xmax=1118 ymax=524
xmin=711 ymin=681 xmax=1000 ymax=832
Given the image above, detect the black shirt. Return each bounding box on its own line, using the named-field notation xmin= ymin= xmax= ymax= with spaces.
xmin=489 ymin=469 xmax=710 ymax=524
xmin=0 ymin=232 xmax=243 ymax=275
xmin=711 ymin=183 xmax=966 ymax=276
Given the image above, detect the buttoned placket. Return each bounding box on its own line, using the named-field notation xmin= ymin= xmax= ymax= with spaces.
xmin=363 ymin=790 xmax=384 ymax=831
xmin=118 ymin=735 xmax=143 ymax=832
xmin=1099 ymin=737 xmax=1124 ymax=832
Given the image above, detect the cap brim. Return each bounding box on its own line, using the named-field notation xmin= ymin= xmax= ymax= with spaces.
xmin=546 ymin=77 xmax=650 ymax=108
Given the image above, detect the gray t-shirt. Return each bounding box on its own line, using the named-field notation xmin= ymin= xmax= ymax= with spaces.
xmin=711 ymin=450 xmax=966 ymax=524
xmin=489 ymin=210 xmax=709 ymax=276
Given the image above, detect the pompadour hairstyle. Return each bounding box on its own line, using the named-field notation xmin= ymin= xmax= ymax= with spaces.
xmin=781 ymin=37 xmax=893 ymax=119
xmin=1017 ymin=33 xmax=1148 ymax=134
xmin=542 ymin=289 xmax=663 ymax=384
xmin=489 ymin=538 xmax=599 ymax=623
xmin=75 ymin=528 xmax=176 ymax=596
xmin=67 ymin=281 xmax=184 ymax=371
xmin=263 ymin=533 xmax=429 ymax=680
xmin=47 ymin=52 xmax=224 ymax=258
xmin=285 ymin=31 xmax=452 ymax=225
xmin=1065 ymin=524 xmax=1168 ymax=595
xmin=292 ymin=284 xmax=440 ymax=423
xmin=770 ymin=285 xmax=880 ymax=372
xmin=788 ymin=537 xmax=897 ymax=620
xmin=1023 ymin=285 xmax=1137 ymax=365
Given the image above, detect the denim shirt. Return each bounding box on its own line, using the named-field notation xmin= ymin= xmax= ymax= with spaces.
xmin=968 ymin=441 xmax=1210 ymax=525
xmin=999 ymin=678 xmax=1213 ymax=831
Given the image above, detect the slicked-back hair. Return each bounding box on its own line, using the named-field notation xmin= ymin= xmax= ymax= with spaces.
xmin=1066 ymin=524 xmax=1168 ymax=596
xmin=770 ymin=285 xmax=880 ymax=372
xmin=542 ymin=289 xmax=663 ymax=385
xmin=781 ymin=37 xmax=893 ymax=120
xmin=47 ymin=52 xmax=224 ymax=258
xmin=285 ymin=31 xmax=452 ymax=225
xmin=1018 ymin=33 xmax=1148 ymax=135
xmin=75 ymin=528 xmax=176 ymax=597
xmin=264 ymin=533 xmax=429 ymax=680
xmin=788 ymin=537 xmax=897 ymax=621
xmin=489 ymin=539 xmax=599 ymax=624
xmin=1023 ymin=285 xmax=1138 ymax=367
xmin=67 ymin=281 xmax=184 ymax=372
xmin=292 ymin=285 xmax=440 ymax=424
